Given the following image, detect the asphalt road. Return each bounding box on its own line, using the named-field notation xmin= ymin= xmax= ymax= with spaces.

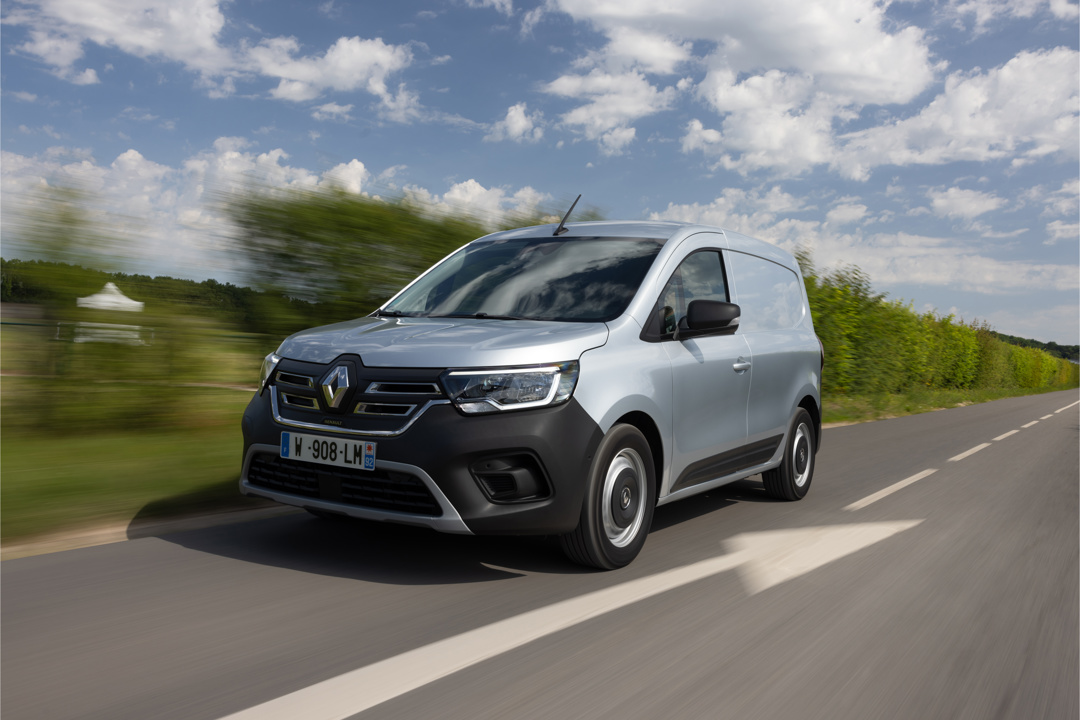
xmin=3 ymin=390 xmax=1077 ymax=720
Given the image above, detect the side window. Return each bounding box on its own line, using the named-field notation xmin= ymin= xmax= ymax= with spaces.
xmin=658 ymin=251 xmax=728 ymax=335
xmin=726 ymin=251 xmax=804 ymax=332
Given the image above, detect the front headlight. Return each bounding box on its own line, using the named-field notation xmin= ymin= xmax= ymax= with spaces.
xmin=258 ymin=352 xmax=281 ymax=395
xmin=441 ymin=361 xmax=579 ymax=414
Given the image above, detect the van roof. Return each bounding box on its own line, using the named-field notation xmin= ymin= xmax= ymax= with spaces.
xmin=482 ymin=220 xmax=694 ymax=242
xmin=476 ymin=220 xmax=796 ymax=270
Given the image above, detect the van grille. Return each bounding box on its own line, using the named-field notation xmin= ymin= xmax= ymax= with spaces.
xmin=248 ymin=454 xmax=443 ymax=516
xmin=269 ymin=362 xmax=446 ymax=436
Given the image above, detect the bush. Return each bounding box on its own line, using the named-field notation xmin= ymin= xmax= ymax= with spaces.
xmin=799 ymin=251 xmax=1077 ymax=397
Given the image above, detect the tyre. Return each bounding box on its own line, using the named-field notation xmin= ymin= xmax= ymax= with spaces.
xmin=762 ymin=408 xmax=815 ymax=501
xmin=561 ymin=424 xmax=656 ymax=570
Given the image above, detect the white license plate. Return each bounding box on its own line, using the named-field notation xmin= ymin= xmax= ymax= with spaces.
xmin=280 ymin=432 xmax=376 ymax=471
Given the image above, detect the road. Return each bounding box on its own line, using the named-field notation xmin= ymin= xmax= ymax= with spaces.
xmin=3 ymin=390 xmax=1077 ymax=720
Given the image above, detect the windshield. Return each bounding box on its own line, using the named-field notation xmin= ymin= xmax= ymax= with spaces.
xmin=383 ymin=236 xmax=663 ymax=322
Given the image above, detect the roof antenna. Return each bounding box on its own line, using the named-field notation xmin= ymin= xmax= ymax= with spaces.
xmin=553 ymin=194 xmax=581 ymax=236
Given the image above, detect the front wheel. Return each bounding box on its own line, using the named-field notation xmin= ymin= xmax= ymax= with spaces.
xmin=560 ymin=424 xmax=656 ymax=570
xmin=762 ymin=408 xmax=816 ymax=501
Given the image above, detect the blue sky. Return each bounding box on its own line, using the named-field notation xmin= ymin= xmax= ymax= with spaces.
xmin=2 ymin=0 xmax=1077 ymax=343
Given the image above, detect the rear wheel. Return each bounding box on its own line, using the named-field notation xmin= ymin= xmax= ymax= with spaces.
xmin=561 ymin=424 xmax=656 ymax=570
xmin=763 ymin=408 xmax=815 ymax=501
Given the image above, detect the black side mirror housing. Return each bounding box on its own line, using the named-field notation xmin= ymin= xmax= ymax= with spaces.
xmin=683 ymin=300 xmax=741 ymax=337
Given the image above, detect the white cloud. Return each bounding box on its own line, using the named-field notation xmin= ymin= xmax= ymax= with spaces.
xmin=837 ymin=48 xmax=1080 ymax=180
xmin=9 ymin=0 xmax=234 ymax=83
xmin=576 ymin=27 xmax=692 ymax=75
xmin=681 ymin=119 xmax=722 ymax=155
xmin=520 ymin=5 xmax=546 ymax=35
xmin=1045 ymin=220 xmax=1079 ymax=245
xmin=320 ymin=160 xmax=369 ymax=194
xmin=545 ymin=70 xmax=679 ymax=154
xmin=484 ymin=103 xmax=544 ymax=143
xmin=548 ymin=0 xmax=937 ymax=167
xmin=946 ymin=0 xmax=1079 ymax=31
xmin=248 ymin=35 xmax=414 ymax=114
xmin=404 ymin=179 xmax=549 ymax=228
xmin=311 ymin=102 xmax=354 ymax=121
xmin=11 ymin=91 xmax=38 ymax=102
xmin=928 ymin=187 xmax=1007 ymax=219
xmin=464 ymin=0 xmax=513 ymax=16
xmin=691 ymin=69 xmax=845 ymax=175
xmin=1039 ymin=179 xmax=1080 ymax=217
xmin=553 ymin=0 xmax=936 ymax=102
xmin=826 ymin=202 xmax=869 ymax=226
xmin=6 ymin=1 xmax=420 ymax=119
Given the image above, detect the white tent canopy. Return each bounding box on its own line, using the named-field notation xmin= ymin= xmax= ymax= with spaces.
xmin=76 ymin=282 xmax=144 ymax=312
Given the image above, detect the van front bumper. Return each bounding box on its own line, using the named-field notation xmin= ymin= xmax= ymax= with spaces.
xmin=240 ymin=391 xmax=604 ymax=535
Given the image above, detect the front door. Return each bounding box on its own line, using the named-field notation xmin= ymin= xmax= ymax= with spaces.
xmin=657 ymin=249 xmax=752 ymax=495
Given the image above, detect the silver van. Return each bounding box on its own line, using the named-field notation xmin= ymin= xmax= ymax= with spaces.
xmin=240 ymin=220 xmax=822 ymax=569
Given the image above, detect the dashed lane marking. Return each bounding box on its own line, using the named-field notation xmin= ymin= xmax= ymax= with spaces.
xmin=949 ymin=443 xmax=991 ymax=462
xmin=844 ymin=469 xmax=938 ymax=511
xmin=993 ymin=430 xmax=1020 ymax=441
xmin=1022 ymin=420 xmax=1039 ymax=429
xmin=1055 ymin=400 xmax=1079 ymax=413
xmin=1040 ymin=414 xmax=1054 ymax=420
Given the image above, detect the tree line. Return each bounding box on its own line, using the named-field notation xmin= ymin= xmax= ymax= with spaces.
xmin=3 ymin=185 xmax=1076 ymax=397
xmin=799 ymin=253 xmax=1078 ymax=395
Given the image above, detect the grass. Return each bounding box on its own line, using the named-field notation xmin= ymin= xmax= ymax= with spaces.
xmin=822 ymin=384 xmax=1078 ymax=425
xmin=0 ymin=386 xmax=268 ymax=544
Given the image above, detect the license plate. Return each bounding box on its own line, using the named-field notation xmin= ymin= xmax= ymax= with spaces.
xmin=280 ymin=432 xmax=376 ymax=471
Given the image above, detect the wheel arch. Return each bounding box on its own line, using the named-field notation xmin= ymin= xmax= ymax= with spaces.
xmin=798 ymin=394 xmax=822 ymax=450
xmin=614 ymin=410 xmax=664 ymax=502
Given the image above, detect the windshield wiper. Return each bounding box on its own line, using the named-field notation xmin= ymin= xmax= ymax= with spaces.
xmin=373 ymin=308 xmax=405 ymax=317
xmin=430 ymin=312 xmax=530 ymax=321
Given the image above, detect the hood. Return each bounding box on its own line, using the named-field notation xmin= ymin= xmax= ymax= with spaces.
xmin=278 ymin=316 xmax=609 ymax=368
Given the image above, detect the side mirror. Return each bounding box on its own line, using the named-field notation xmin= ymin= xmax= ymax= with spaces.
xmin=683 ymin=300 xmax=740 ymax=337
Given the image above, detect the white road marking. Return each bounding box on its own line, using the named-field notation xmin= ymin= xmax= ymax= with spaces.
xmin=993 ymin=430 xmax=1020 ymax=441
xmin=219 ymin=521 xmax=922 ymax=720
xmin=843 ymin=469 xmax=938 ymax=511
xmin=1040 ymin=414 xmax=1054 ymax=420
xmin=949 ymin=443 xmax=991 ymax=462
xmin=1055 ymin=400 xmax=1080 ymax=413
xmin=1022 ymin=420 xmax=1039 ymax=429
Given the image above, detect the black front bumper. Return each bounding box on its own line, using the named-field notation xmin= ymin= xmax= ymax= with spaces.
xmin=241 ymin=389 xmax=604 ymax=535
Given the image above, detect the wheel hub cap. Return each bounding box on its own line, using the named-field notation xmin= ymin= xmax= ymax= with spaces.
xmin=609 ymin=468 xmax=639 ymax=529
xmin=795 ymin=437 xmax=809 ymax=475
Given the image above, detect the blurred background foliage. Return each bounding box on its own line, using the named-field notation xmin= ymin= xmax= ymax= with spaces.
xmin=0 ymin=183 xmax=1076 ymax=542
xmin=796 ymin=251 xmax=1079 ymax=397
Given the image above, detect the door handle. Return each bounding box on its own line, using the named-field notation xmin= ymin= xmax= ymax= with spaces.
xmin=733 ymin=358 xmax=751 ymax=373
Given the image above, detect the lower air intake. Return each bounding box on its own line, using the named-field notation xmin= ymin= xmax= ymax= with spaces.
xmin=248 ymin=454 xmax=443 ymax=516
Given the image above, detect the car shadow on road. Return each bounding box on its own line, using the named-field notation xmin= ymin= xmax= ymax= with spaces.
xmin=139 ymin=476 xmax=776 ymax=586
xmin=651 ymin=476 xmax=777 ymax=531
xmin=149 ymin=508 xmax=589 ymax=585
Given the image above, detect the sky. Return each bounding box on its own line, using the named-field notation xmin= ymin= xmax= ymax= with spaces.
xmin=1 ymin=0 xmax=1077 ymax=344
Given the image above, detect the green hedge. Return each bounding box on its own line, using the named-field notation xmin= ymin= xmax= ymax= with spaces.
xmin=799 ymin=252 xmax=1079 ymax=395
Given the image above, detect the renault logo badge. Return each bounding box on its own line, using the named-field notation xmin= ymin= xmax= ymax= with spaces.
xmin=321 ymin=365 xmax=350 ymax=409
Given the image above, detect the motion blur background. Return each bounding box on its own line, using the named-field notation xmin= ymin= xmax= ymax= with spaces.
xmin=1 ymin=184 xmax=1076 ymax=546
